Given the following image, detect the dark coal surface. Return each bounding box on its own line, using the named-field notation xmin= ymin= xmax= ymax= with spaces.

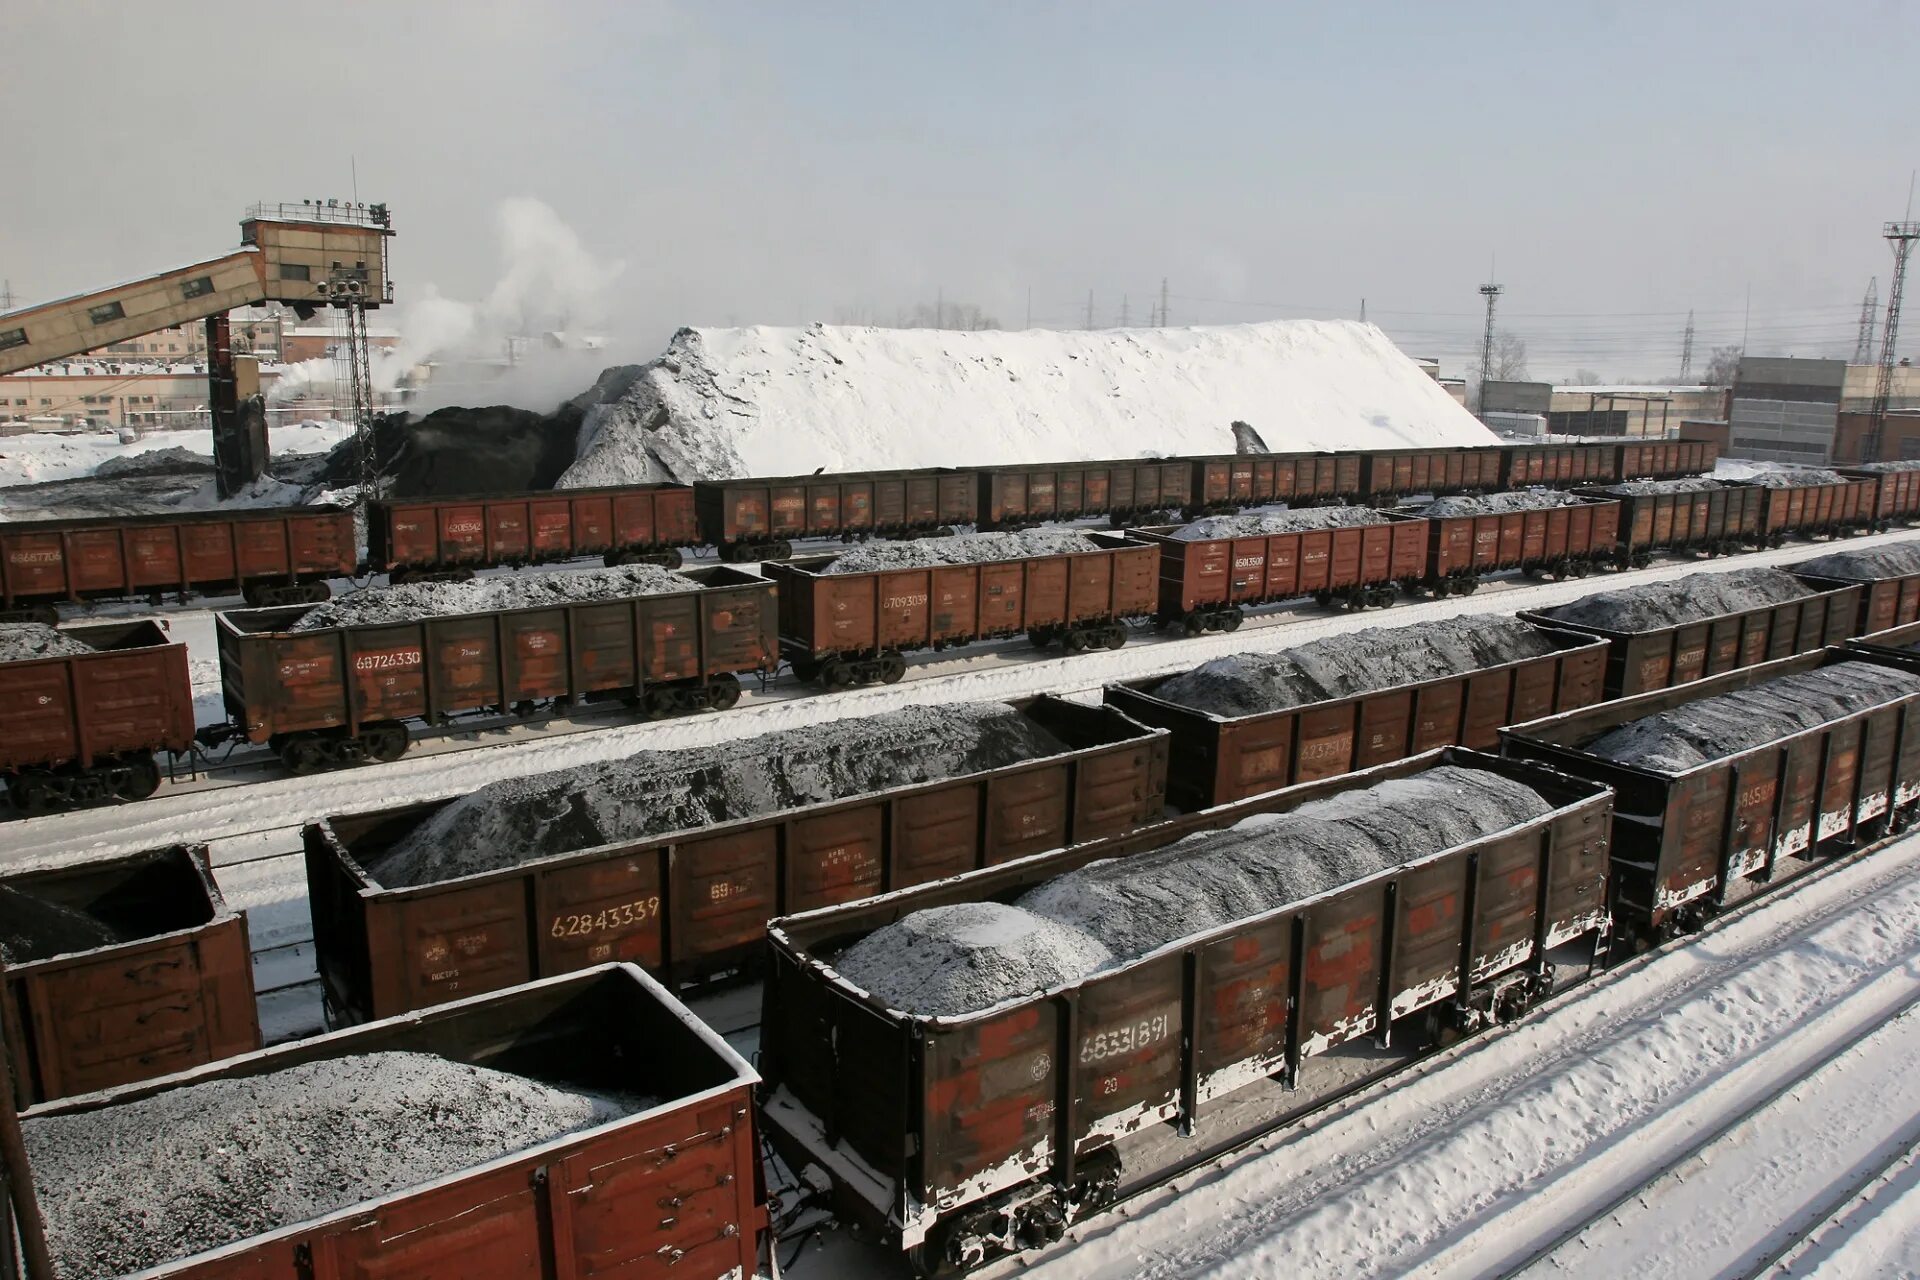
xmin=26 ymin=1051 xmax=637 ymax=1280
xmin=0 ymin=883 xmax=124 ymax=963
xmin=840 ymin=766 xmax=1552 ymax=1016
xmin=1151 ymin=617 xmax=1560 ymax=717
xmin=1602 ymin=478 xmax=1726 ymax=495
xmin=316 ymin=404 xmax=585 ymax=498
xmin=822 ymin=530 xmax=1102 ymax=574
xmin=0 ymin=624 xmax=93 ymax=663
xmin=1545 ymin=568 xmax=1816 ymax=631
xmin=288 ymin=564 xmax=697 ymax=631
xmin=1795 ymin=541 xmax=1920 ymax=581
xmin=1583 ymin=663 xmax=1920 ymax=773
xmin=1172 ymin=506 xmax=1387 ymax=541
xmin=1740 ymin=468 xmax=1845 ymax=488
xmin=371 ymin=703 xmax=1069 ymax=887
xmin=91 ymin=446 xmax=212 ymax=479
xmin=1417 ymin=490 xmax=1585 ymax=518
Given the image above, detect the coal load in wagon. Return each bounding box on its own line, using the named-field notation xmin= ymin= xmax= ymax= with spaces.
xmin=1414 ymin=490 xmax=1586 ymax=518
xmin=0 ymin=883 xmax=124 ymax=964
xmin=1170 ymin=506 xmax=1387 ymax=542
xmin=1150 ymin=617 xmax=1560 ymax=718
xmin=1582 ymin=664 xmax=1920 ymax=773
xmin=820 ymin=530 xmax=1103 ymax=575
xmin=1795 ymin=541 xmax=1920 ymax=582
xmin=289 ymin=564 xmax=700 ymax=631
xmin=1600 ymin=478 xmax=1726 ymax=496
xmin=1734 ymin=468 xmax=1846 ymax=488
xmin=370 ymin=702 xmax=1069 ymax=887
xmin=835 ymin=766 xmax=1552 ymax=1016
xmin=1850 ymin=460 xmax=1920 ymax=473
xmin=0 ymin=624 xmax=93 ymax=663
xmin=24 ymin=1051 xmax=641 ymax=1280
xmin=1543 ymin=568 xmax=1815 ymax=632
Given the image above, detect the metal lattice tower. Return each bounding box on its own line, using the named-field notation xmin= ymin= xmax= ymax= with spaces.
xmin=1477 ymin=282 xmax=1503 ymax=411
xmin=1855 ymin=277 xmax=1880 ymax=365
xmin=1679 ymin=309 xmax=1695 ymax=382
xmin=1865 ymin=224 xmax=1920 ymax=463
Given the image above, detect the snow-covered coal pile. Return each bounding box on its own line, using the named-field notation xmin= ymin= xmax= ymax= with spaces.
xmin=832 ymin=902 xmax=1116 ymax=1018
xmin=1601 ymin=478 xmax=1725 ymax=495
xmin=1415 ymin=490 xmax=1586 ymax=518
xmin=289 ymin=565 xmax=697 ymax=631
xmin=25 ymin=1051 xmax=636 ymax=1279
xmin=1543 ymin=568 xmax=1816 ymax=632
xmin=1848 ymin=460 xmax=1920 ymax=473
xmin=556 ymin=320 xmax=1496 ymax=487
xmin=837 ymin=766 xmax=1550 ymax=1016
xmin=0 ymin=883 xmax=124 ymax=963
xmin=92 ymin=446 xmax=211 ymax=479
xmin=1794 ymin=541 xmax=1920 ymax=581
xmin=1170 ymin=506 xmax=1387 ymax=541
xmin=0 ymin=624 xmax=92 ymax=663
xmin=371 ymin=703 xmax=1067 ymax=887
xmin=1151 ymin=617 xmax=1560 ymax=717
xmin=821 ymin=530 xmax=1103 ymax=574
xmin=1582 ymin=663 xmax=1920 ymax=773
xmin=315 ymin=403 xmax=586 ymax=497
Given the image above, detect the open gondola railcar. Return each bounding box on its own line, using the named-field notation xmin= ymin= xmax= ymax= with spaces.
xmin=1387 ymin=494 xmax=1620 ymax=595
xmin=0 ymin=618 xmax=194 ymax=812
xmin=304 ymin=696 xmax=1169 ymax=1022
xmin=366 ymin=483 xmax=697 ymax=576
xmin=758 ymin=749 xmax=1612 ymax=1274
xmin=975 ymin=459 xmax=1194 ymax=530
xmin=212 ymin=565 xmax=775 ymax=772
xmin=17 ymin=964 xmax=764 ymax=1280
xmin=1501 ymin=648 xmax=1920 ymax=939
xmin=0 ymin=505 xmax=354 ymax=621
xmin=694 ymin=470 xmax=979 ymax=562
xmin=764 ymin=535 xmax=1156 ymax=687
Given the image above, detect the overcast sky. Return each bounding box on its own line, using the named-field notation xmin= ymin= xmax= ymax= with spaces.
xmin=4 ymin=0 xmax=1918 ymax=382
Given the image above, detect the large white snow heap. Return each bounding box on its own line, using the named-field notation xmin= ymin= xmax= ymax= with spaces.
xmin=557 ymin=319 xmax=1493 ymax=486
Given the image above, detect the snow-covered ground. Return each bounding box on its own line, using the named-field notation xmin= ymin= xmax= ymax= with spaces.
xmin=559 ymin=320 xmax=1493 ymax=486
xmin=0 ymin=420 xmax=352 ymax=490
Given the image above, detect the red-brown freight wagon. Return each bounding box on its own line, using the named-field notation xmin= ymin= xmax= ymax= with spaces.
xmin=694 ymin=470 xmax=978 ymax=562
xmin=1518 ymin=578 xmax=1860 ymax=698
xmin=1388 ymin=495 xmax=1621 ymax=595
xmin=0 ymin=618 xmax=194 ymax=812
xmin=0 ymin=505 xmax=354 ymax=620
xmin=1357 ymin=447 xmax=1504 ymax=504
xmin=17 ymin=964 xmax=764 ymax=1280
xmin=758 ymin=750 xmax=1613 ymax=1271
xmin=366 ymin=483 xmax=697 ymax=576
xmin=765 ymin=535 xmax=1156 ymax=687
xmin=1839 ymin=465 xmax=1920 ymax=525
xmin=1184 ymin=452 xmax=1342 ymax=512
xmin=1 ymin=844 xmax=257 ymax=1106
xmin=1124 ymin=516 xmax=1427 ymax=632
xmin=1106 ymin=623 xmax=1608 ymax=808
xmin=1734 ymin=476 xmax=1878 ymax=545
xmin=1502 ymin=649 xmax=1920 ymax=939
xmin=1792 ymin=558 xmax=1920 ymax=636
xmin=1576 ymin=483 xmax=1764 ymax=567
xmin=975 ymin=459 xmax=1193 ymax=529
xmin=1498 ymin=443 xmax=1614 ymax=490
xmin=212 ymin=566 xmax=775 ymax=772
xmin=304 ymin=696 xmax=1169 ymax=1022
xmin=1613 ymin=438 xmax=1720 ymax=483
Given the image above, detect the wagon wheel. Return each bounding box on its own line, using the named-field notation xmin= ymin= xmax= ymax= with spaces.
xmin=663 ymin=547 xmax=686 ymax=569
xmin=1104 ymin=624 xmax=1128 ymax=649
xmin=363 ymin=723 xmax=410 ymax=762
xmin=115 ymin=755 xmax=162 ymax=801
xmin=279 ymin=736 xmax=328 ymax=776
xmin=877 ymin=653 xmax=907 ymax=684
xmin=821 ymin=661 xmax=855 ymax=690
xmin=706 ymin=675 xmax=743 ymax=709
xmin=6 ymin=774 xmax=51 ymax=817
xmin=644 ymin=688 xmax=679 ymax=719
xmin=1220 ymin=611 xmax=1243 ymax=633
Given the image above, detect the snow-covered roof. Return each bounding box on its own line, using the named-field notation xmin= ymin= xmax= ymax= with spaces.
xmin=1556 ymin=384 xmax=1714 ymax=396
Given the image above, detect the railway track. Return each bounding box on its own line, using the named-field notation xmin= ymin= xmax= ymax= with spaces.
xmin=898 ymin=822 xmax=1920 ymax=1280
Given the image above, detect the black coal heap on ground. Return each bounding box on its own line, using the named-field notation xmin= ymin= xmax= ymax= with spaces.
xmin=318 ymin=404 xmax=584 ymax=497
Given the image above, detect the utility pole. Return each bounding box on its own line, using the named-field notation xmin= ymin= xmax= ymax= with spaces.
xmin=1085 ymin=290 xmax=1095 ymax=330
xmin=1865 ymin=220 xmax=1920 ymax=463
xmin=935 ymin=287 xmax=944 ymax=330
xmin=1360 ymin=298 xmax=1367 ymax=323
xmin=1477 ymin=281 xmax=1503 ymax=414
xmin=1678 ymin=309 xmax=1695 ymax=382
xmin=0 ymin=280 xmax=14 ymax=312
xmin=1855 ymin=278 xmax=1880 ymax=365
xmin=1025 ymin=286 xmax=1032 ymax=330
xmin=1159 ymin=277 xmax=1170 ymax=327
xmin=1120 ymin=295 xmax=1130 ymax=328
